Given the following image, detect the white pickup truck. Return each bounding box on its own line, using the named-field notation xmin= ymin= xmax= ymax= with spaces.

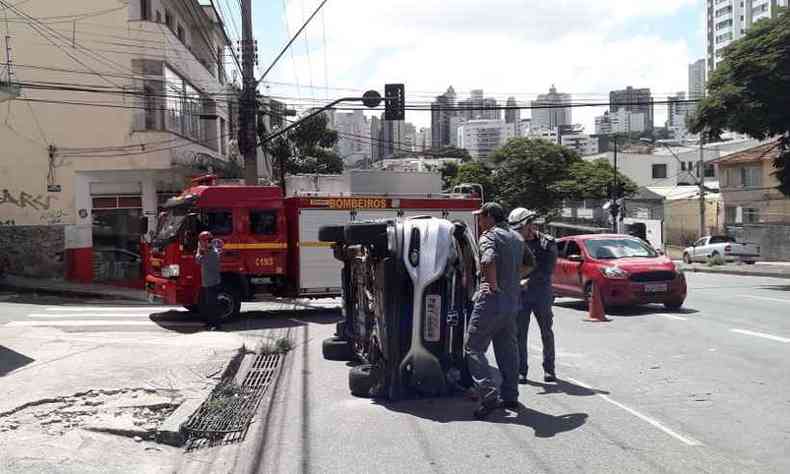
xmin=683 ymin=235 xmax=760 ymax=264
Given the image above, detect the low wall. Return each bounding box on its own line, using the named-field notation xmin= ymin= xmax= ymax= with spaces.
xmin=0 ymin=225 xmax=65 ymax=278
xmin=727 ymin=223 xmax=790 ymax=261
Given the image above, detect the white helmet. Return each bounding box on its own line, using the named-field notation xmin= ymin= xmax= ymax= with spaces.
xmin=508 ymin=207 xmax=542 ymax=229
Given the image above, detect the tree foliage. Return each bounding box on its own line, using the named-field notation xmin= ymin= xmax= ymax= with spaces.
xmin=689 ymin=10 xmax=790 ymax=195
xmin=556 ymin=159 xmax=638 ymax=200
xmin=438 ymin=161 xmax=459 ymax=189
xmin=489 ymin=138 xmax=581 ymax=212
xmin=448 ymin=161 xmax=498 ymax=202
xmin=426 ymin=146 xmax=472 ymax=162
xmin=264 ymin=113 xmax=343 ymax=177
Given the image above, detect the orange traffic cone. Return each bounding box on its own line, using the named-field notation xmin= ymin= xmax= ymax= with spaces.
xmin=585 ymin=282 xmax=610 ymax=322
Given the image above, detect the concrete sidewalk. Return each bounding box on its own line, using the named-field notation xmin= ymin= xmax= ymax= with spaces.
xmin=677 ymin=261 xmax=790 ymax=279
xmin=0 ymin=275 xmax=147 ymax=301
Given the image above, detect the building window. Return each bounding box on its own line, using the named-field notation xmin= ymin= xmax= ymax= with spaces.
xmin=177 ymin=24 xmax=185 ymax=42
xmin=743 ymin=208 xmax=760 ymax=224
xmin=652 ymin=164 xmax=668 ymax=179
xmin=156 ymin=10 xmax=161 ymax=23
xmin=725 ymin=206 xmax=738 ymax=224
xmin=681 ymin=162 xmax=686 ymax=171
xmin=165 ymin=10 xmax=174 ymax=30
xmin=704 ymin=163 xmax=716 ymax=178
xmin=250 ymin=210 xmax=278 ymax=235
xmin=740 ymin=165 xmax=762 ymax=187
xmin=140 ymin=0 xmax=151 ymax=21
xmin=164 ymin=66 xmax=207 ymax=143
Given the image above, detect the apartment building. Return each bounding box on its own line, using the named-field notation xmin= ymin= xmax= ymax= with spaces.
xmin=457 ymin=120 xmax=516 ymax=161
xmin=0 ymin=0 xmax=234 ymax=284
xmin=706 ymin=0 xmax=789 ymax=74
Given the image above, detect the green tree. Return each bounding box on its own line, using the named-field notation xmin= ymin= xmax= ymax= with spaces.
xmin=451 ymin=161 xmax=498 ymax=201
xmin=425 ymin=146 xmax=472 ymax=162
xmin=556 ymin=159 xmax=638 ymax=200
xmin=265 ymin=113 xmax=343 ymax=178
xmin=689 ymin=10 xmax=790 ymax=195
xmin=490 ymin=138 xmax=581 ymax=212
xmin=438 ymin=161 xmax=459 ymax=189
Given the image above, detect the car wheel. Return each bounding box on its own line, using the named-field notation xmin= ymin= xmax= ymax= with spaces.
xmin=318 ymin=225 xmax=345 ymax=243
xmin=323 ymin=336 xmax=353 ymax=361
xmin=344 ymin=222 xmax=389 ymax=254
xmin=683 ymin=253 xmax=692 ymax=264
xmin=664 ymin=300 xmax=684 ymax=310
xmin=745 ymin=260 xmax=756 ymax=265
xmin=349 ymin=364 xmax=378 ymax=398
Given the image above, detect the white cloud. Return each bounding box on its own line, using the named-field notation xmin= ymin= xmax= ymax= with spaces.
xmin=262 ymin=0 xmax=696 ymax=130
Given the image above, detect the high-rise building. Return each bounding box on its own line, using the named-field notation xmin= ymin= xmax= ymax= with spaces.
xmin=415 ymin=127 xmax=432 ymax=152
xmin=531 ymin=85 xmax=572 ymax=131
xmin=370 ymin=116 xmax=382 ymax=163
xmin=706 ymin=0 xmax=789 ymax=74
xmin=609 ymin=86 xmax=653 ymax=131
xmin=688 ymin=59 xmax=706 ymax=100
xmin=457 ymin=120 xmax=516 ymax=161
xmin=333 ymin=110 xmax=371 ymax=166
xmin=595 ymin=109 xmax=647 ymax=135
xmin=667 ymin=92 xmax=693 ymax=128
xmin=458 ymin=89 xmax=500 ymax=121
xmin=505 ymin=97 xmax=521 ymax=135
xmin=431 ymin=86 xmax=457 ymax=149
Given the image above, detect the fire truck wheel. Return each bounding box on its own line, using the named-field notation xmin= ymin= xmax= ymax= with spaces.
xmin=322 ymin=337 xmax=353 ymax=361
xmin=318 ymin=225 xmax=345 ymax=243
xmin=216 ymin=286 xmax=242 ymax=321
xmin=344 ymin=223 xmax=389 ymax=253
xmin=349 ymin=364 xmax=377 ymax=398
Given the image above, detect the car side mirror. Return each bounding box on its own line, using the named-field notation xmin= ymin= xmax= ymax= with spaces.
xmin=567 ymin=254 xmax=583 ymax=262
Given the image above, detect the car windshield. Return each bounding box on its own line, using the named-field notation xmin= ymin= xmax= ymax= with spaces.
xmin=155 ymin=207 xmax=188 ymax=242
xmin=585 ymin=238 xmax=658 ymax=260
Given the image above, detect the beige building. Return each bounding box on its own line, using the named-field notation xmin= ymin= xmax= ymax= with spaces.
xmin=0 ymin=0 xmax=235 ymax=282
xmin=645 ymin=186 xmax=722 ymax=246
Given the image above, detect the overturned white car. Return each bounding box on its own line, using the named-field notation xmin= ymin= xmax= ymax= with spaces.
xmin=319 ymin=216 xmax=480 ymax=400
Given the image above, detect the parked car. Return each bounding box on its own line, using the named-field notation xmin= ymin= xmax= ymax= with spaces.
xmin=552 ymin=234 xmax=687 ymax=310
xmin=683 ymin=235 xmax=760 ymax=264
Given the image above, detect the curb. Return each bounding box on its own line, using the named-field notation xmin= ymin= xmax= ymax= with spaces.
xmin=681 ymin=266 xmax=790 ymax=280
xmin=0 ymin=280 xmax=148 ymax=302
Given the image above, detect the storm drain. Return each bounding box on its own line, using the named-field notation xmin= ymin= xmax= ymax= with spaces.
xmin=183 ymin=348 xmax=283 ymax=450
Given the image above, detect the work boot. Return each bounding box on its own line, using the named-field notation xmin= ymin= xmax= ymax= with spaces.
xmin=544 ymin=371 xmax=556 ymax=383
xmin=501 ymin=401 xmax=521 ymax=411
xmin=519 ymin=373 xmax=528 ymax=384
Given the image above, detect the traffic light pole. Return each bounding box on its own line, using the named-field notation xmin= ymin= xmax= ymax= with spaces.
xmin=611 ymin=135 xmax=619 ymax=233
xmin=698 ymin=135 xmax=706 ymax=238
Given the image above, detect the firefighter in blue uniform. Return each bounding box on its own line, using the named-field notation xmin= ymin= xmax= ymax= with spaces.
xmin=508 ymin=208 xmax=558 ymax=384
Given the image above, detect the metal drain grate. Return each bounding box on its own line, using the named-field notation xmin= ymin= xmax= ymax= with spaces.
xmin=183 ymin=349 xmax=283 ymax=449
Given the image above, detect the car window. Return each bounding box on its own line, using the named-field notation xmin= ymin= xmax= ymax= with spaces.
xmin=585 ymin=238 xmax=657 ymax=259
xmin=204 ymin=210 xmax=233 ymax=236
xmin=565 ymin=241 xmax=582 ymax=258
xmin=250 ymin=210 xmax=278 ymax=236
xmin=556 ymin=240 xmax=567 ymax=257
xmin=710 ymin=236 xmax=735 ymax=244
xmin=694 ymin=238 xmax=706 ymax=246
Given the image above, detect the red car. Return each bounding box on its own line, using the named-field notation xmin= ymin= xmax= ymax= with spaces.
xmin=552 ymin=234 xmax=687 ymax=310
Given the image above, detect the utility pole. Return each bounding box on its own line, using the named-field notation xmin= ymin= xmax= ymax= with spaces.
xmin=611 ymin=135 xmax=620 ymax=233
xmin=240 ymin=0 xmax=258 ymax=185
xmin=698 ymin=134 xmax=706 ymax=238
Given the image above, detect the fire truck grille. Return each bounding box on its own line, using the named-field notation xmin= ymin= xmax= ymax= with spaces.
xmin=182 ymin=339 xmax=286 ymax=450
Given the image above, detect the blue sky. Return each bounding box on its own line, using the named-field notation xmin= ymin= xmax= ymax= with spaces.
xmin=216 ymin=1 xmax=709 ymax=130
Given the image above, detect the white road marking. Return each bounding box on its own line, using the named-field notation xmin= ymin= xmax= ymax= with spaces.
xmin=42 ymin=306 xmax=178 ymax=312
xmin=6 ymin=320 xmax=204 ymax=328
xmin=738 ymin=294 xmax=790 ymax=304
xmin=27 ymin=313 xmax=185 ymax=318
xmin=658 ymin=314 xmax=688 ymax=321
xmin=567 ymin=377 xmax=703 ymax=447
xmin=730 ymin=329 xmax=790 ymax=343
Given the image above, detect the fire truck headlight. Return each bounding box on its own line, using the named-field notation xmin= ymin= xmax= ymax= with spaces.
xmin=162 ymin=264 xmax=180 ymax=278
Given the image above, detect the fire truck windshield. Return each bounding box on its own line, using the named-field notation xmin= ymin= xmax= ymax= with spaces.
xmin=155 ymin=207 xmax=189 ymax=243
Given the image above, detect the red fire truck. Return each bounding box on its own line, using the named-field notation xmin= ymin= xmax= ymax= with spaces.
xmin=144 ymin=174 xmax=480 ymax=320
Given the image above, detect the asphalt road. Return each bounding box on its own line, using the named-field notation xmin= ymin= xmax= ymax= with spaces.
xmin=2 ymin=272 xmax=789 ymax=473
xmin=252 ymin=272 xmax=790 ymax=474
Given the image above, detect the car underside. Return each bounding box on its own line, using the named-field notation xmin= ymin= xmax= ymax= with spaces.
xmin=320 ymin=216 xmax=480 ymax=400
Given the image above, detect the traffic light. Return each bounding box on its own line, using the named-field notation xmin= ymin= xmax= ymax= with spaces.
xmin=384 ymin=83 xmax=405 ymax=121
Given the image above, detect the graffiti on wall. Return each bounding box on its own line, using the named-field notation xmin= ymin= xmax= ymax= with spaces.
xmin=1 ymin=189 xmax=58 ymax=211
xmin=40 ymin=209 xmax=68 ymax=225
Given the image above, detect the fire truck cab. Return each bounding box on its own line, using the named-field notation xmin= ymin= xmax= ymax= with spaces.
xmin=145 ymin=174 xmax=479 ymax=321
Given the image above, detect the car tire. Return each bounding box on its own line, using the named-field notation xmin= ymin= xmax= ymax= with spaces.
xmin=344 ymin=222 xmax=389 ymax=250
xmin=745 ymin=261 xmax=756 ymax=265
xmin=664 ymin=300 xmax=684 ymax=310
xmin=322 ymin=336 xmax=353 ymax=361
xmin=683 ymin=253 xmax=692 ymax=264
xmin=215 ymin=286 xmax=242 ymax=322
xmin=318 ymin=225 xmax=345 ymax=243
xmin=349 ymin=364 xmax=377 ymax=398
